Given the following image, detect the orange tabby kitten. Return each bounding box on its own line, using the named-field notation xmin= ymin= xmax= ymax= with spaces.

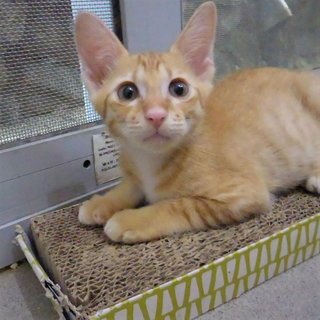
xmin=75 ymin=2 xmax=320 ymax=243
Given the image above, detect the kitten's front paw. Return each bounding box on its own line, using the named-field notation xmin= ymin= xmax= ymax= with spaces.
xmin=78 ymin=195 xmax=114 ymax=225
xmin=104 ymin=210 xmax=149 ymax=244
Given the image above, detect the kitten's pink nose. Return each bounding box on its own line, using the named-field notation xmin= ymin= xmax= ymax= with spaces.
xmin=145 ymin=107 xmax=167 ymax=129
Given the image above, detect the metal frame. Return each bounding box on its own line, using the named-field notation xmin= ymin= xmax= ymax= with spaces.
xmin=0 ymin=0 xmax=183 ymax=268
xmin=119 ymin=0 xmax=182 ymax=53
xmin=0 ymin=125 xmax=120 ymax=267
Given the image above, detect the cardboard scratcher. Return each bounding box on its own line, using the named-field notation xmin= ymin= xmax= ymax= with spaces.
xmin=19 ymin=190 xmax=320 ymax=320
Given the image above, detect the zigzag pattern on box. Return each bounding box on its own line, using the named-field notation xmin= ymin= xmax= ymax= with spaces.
xmin=98 ymin=214 xmax=320 ymax=320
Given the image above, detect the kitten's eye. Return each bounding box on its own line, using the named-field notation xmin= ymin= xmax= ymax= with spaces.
xmin=169 ymin=79 xmax=189 ymax=98
xmin=117 ymin=82 xmax=139 ymax=101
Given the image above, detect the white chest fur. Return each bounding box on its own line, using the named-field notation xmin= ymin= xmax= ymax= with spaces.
xmin=129 ymin=149 xmax=165 ymax=203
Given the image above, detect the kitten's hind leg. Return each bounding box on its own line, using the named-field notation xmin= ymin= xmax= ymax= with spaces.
xmin=305 ymin=174 xmax=320 ymax=194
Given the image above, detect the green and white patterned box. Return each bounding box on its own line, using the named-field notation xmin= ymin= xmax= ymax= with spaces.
xmin=16 ymin=211 xmax=320 ymax=320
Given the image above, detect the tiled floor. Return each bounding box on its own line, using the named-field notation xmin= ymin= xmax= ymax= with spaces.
xmin=1 ymin=255 xmax=319 ymax=320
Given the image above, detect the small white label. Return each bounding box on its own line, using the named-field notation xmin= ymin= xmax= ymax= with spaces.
xmin=92 ymin=131 xmax=121 ymax=185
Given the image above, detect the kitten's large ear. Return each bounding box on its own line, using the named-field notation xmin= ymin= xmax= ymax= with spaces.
xmin=170 ymin=1 xmax=217 ymax=82
xmin=75 ymin=13 xmax=128 ymax=95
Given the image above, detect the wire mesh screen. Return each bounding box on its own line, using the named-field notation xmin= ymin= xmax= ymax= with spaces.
xmin=183 ymin=0 xmax=320 ymax=78
xmin=0 ymin=0 xmax=118 ymax=149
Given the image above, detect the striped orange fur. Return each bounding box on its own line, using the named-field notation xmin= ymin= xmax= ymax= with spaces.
xmin=75 ymin=2 xmax=320 ymax=243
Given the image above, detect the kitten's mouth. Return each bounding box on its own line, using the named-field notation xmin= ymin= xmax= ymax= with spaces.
xmin=143 ymin=132 xmax=170 ymax=143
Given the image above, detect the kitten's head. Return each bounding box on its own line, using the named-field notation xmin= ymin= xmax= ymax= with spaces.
xmin=75 ymin=2 xmax=217 ymax=154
